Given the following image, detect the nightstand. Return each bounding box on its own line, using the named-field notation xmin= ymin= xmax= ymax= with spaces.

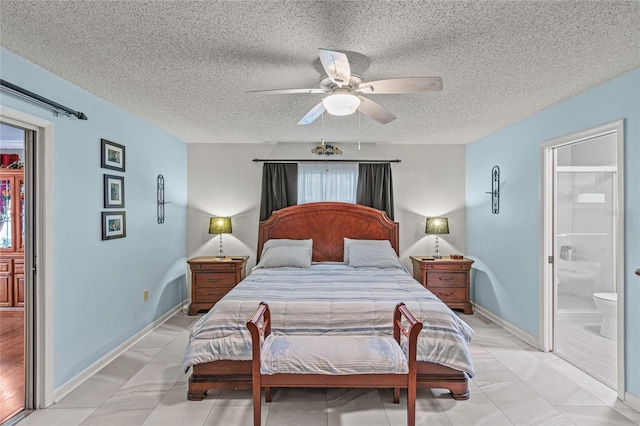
xmin=187 ymin=256 xmax=248 ymax=315
xmin=410 ymin=256 xmax=474 ymax=314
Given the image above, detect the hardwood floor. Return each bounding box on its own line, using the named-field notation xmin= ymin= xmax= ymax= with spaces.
xmin=0 ymin=309 xmax=25 ymax=424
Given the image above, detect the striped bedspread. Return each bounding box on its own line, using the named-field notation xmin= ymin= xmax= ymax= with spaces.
xmin=182 ymin=263 xmax=475 ymax=377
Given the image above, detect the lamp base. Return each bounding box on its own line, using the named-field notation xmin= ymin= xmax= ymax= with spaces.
xmin=433 ymin=255 xmax=443 ymax=259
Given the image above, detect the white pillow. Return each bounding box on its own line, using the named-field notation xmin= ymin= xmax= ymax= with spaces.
xmin=254 ymin=245 xmax=312 ymax=269
xmin=343 ymin=238 xmax=392 ymax=263
xmin=348 ymin=243 xmax=403 ymax=269
xmin=263 ymin=238 xmax=312 ymax=252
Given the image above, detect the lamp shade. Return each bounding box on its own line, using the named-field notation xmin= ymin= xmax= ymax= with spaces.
xmin=322 ymin=93 xmax=361 ymax=116
xmin=425 ymin=217 xmax=449 ymax=235
xmin=209 ymin=217 xmax=232 ymax=234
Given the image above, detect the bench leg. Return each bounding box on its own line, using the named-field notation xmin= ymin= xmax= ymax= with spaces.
xmin=265 ymin=387 xmax=272 ymax=402
xmin=407 ymin=383 xmax=416 ymax=426
xmin=253 ymin=380 xmax=261 ymax=426
xmin=393 ymin=387 xmax=400 ymax=404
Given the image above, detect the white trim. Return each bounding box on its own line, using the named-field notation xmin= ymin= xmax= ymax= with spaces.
xmin=539 ymin=146 xmax=554 ymax=352
xmin=539 ymin=119 xmax=625 ymax=401
xmin=52 ymin=303 xmax=185 ymax=403
xmin=472 ymin=303 xmax=539 ymax=349
xmin=615 ymin=121 xmax=625 ymax=401
xmin=0 ymin=106 xmax=55 ymax=409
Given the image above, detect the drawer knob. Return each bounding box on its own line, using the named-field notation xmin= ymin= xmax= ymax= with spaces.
xmin=207 ymin=277 xmax=223 ymax=282
xmin=440 ymin=292 xmax=455 ymax=297
xmin=439 ymin=276 xmax=454 ymax=281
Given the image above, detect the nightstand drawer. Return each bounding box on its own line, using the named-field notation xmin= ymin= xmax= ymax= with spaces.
xmin=194 ymin=272 xmax=237 ymax=287
xmin=195 ymin=285 xmax=235 ymax=302
xmin=190 ymin=262 xmax=238 ymax=271
xmin=426 ymin=272 xmax=466 ymax=287
xmin=430 ymin=287 xmax=466 ymax=302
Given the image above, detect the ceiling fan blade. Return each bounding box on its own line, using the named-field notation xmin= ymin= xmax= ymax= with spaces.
xmin=247 ymin=88 xmax=326 ymax=94
xmin=318 ymin=49 xmax=351 ymax=88
xmin=297 ymin=102 xmax=326 ymax=125
xmin=356 ymin=77 xmax=443 ymax=94
xmin=357 ymin=96 xmax=396 ymax=124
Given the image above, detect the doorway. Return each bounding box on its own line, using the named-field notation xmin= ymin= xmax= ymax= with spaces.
xmin=0 ymin=121 xmax=28 ymax=423
xmin=540 ymin=120 xmax=625 ymax=398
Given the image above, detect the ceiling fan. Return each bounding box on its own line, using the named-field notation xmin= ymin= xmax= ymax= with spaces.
xmin=247 ymin=49 xmax=443 ymax=125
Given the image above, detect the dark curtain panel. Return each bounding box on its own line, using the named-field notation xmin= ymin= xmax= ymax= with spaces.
xmin=259 ymin=163 xmax=298 ymax=221
xmin=356 ymin=163 xmax=395 ymax=220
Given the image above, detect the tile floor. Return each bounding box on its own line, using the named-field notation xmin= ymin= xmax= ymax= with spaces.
xmin=554 ymin=311 xmax=617 ymax=390
xmin=14 ymin=311 xmax=640 ymax=426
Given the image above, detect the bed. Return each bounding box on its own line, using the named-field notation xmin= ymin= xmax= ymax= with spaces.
xmin=183 ymin=202 xmax=474 ymax=401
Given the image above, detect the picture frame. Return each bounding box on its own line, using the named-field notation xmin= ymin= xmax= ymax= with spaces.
xmin=100 ymin=138 xmax=125 ymax=172
xmin=103 ymin=174 xmax=125 ymax=208
xmin=102 ymin=211 xmax=126 ymax=240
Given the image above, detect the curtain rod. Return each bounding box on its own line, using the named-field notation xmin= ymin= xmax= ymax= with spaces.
xmin=0 ymin=79 xmax=88 ymax=120
xmin=252 ymin=159 xmax=401 ymax=163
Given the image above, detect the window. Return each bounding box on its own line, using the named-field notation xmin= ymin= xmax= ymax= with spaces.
xmin=297 ymin=163 xmax=358 ymax=204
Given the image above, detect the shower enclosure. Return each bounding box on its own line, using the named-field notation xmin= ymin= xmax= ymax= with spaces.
xmin=555 ymin=167 xmax=616 ymax=311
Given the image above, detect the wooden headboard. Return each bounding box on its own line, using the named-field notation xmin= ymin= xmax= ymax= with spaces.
xmin=257 ymin=202 xmax=399 ymax=262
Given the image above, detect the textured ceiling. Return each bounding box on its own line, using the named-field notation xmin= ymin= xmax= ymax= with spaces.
xmin=0 ymin=1 xmax=639 ymax=145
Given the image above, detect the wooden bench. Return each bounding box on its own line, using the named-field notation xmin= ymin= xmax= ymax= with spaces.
xmin=246 ymin=302 xmax=423 ymax=426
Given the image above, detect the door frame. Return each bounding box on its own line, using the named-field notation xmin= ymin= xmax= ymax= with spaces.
xmin=1 ymin=106 xmax=56 ymax=408
xmin=539 ymin=119 xmax=625 ymax=399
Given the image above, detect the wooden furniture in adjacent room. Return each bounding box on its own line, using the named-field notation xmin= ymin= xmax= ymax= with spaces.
xmin=0 ymin=169 xmax=24 ymax=308
xmin=410 ymin=256 xmax=474 ymax=314
xmin=186 ymin=256 xmax=248 ymax=315
xmin=187 ymin=203 xmax=471 ymax=402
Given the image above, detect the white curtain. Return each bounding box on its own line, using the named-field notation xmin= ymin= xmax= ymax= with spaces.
xmin=297 ymin=162 xmax=358 ymax=204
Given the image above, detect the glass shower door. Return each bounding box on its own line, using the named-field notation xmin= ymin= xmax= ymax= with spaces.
xmin=555 ymin=169 xmax=616 ymax=311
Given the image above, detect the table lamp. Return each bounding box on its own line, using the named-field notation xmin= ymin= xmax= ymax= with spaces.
xmin=209 ymin=217 xmax=232 ymax=258
xmin=425 ymin=217 xmax=449 ymax=259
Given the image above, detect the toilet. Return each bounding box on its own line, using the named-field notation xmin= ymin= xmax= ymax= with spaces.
xmin=593 ymin=292 xmax=617 ymax=340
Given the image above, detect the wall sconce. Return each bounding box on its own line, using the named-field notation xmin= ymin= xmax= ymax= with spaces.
xmin=157 ymin=174 xmax=170 ymax=224
xmin=425 ymin=217 xmax=449 ymax=259
xmin=209 ymin=217 xmax=232 ymax=258
xmin=485 ymin=165 xmax=500 ymax=214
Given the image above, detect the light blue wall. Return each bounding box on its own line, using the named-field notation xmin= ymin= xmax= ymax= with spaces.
xmin=0 ymin=48 xmax=188 ymax=389
xmin=466 ymin=68 xmax=640 ymax=398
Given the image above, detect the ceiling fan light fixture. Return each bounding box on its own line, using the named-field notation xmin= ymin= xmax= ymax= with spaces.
xmin=322 ymin=93 xmax=360 ymax=116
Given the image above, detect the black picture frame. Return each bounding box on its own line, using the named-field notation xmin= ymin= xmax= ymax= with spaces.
xmin=102 ymin=211 xmax=126 ymax=240
xmin=101 ymin=138 xmax=125 ymax=172
xmin=103 ymin=174 xmax=125 ymax=208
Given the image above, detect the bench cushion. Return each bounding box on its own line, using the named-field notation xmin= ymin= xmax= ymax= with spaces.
xmin=260 ymin=335 xmax=408 ymax=375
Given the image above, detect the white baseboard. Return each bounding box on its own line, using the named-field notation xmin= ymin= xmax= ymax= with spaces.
xmin=52 ymin=302 xmax=185 ymax=404
xmin=624 ymin=391 xmax=640 ymax=411
xmin=472 ymin=302 xmax=540 ymax=349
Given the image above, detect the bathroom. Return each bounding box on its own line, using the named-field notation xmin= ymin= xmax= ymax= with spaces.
xmin=553 ymin=132 xmax=618 ymax=390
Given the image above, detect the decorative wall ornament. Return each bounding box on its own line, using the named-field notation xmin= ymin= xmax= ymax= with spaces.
xmin=311 ymin=143 xmax=343 ymax=156
xmin=157 ymin=174 xmax=170 ymax=224
xmin=486 ymin=165 xmax=500 ymax=214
